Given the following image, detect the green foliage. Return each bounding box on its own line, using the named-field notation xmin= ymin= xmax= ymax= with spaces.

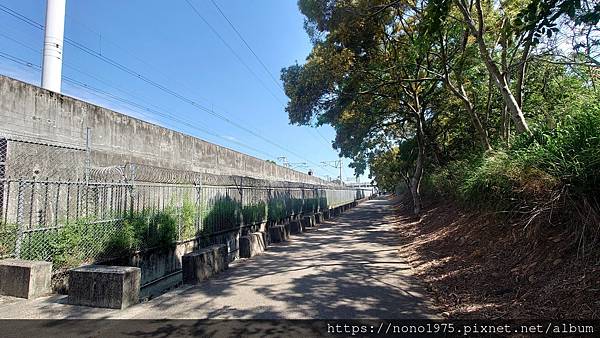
xmin=319 ymin=197 xmax=329 ymax=210
xmin=513 ymin=108 xmax=600 ymax=195
xmin=242 ymin=201 xmax=267 ymax=225
xmin=150 ymin=210 xmax=178 ymax=249
xmin=105 ymin=221 xmax=135 ymax=256
xmin=304 ymin=198 xmax=319 ymax=213
xmin=0 ymin=223 xmax=17 ymax=258
xmin=48 ymin=220 xmax=89 ymax=268
xmin=290 ymin=198 xmax=304 ymax=215
xmin=427 ymin=108 xmax=600 ymax=211
xmin=268 ymin=197 xmax=286 ymax=222
xmin=13 ymin=208 xmax=180 ymax=269
xmin=203 ymin=196 xmax=240 ymax=231
xmin=181 ymin=198 xmax=198 ymax=240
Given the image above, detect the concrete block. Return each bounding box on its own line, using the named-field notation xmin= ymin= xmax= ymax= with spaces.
xmin=68 ymin=265 xmax=141 ymax=309
xmin=269 ymin=224 xmax=289 ymax=243
xmin=182 ymin=244 xmax=228 ymax=284
xmin=290 ymin=219 xmax=303 ymax=234
xmin=302 ymin=214 xmax=316 ymax=228
xmin=332 ymin=207 xmax=340 ymax=217
xmin=284 ymin=222 xmax=291 ymax=238
xmin=240 ymin=232 xmax=266 ymax=258
xmin=0 ymin=259 xmax=52 ymax=299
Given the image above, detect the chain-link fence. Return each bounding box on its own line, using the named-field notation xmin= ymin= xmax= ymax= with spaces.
xmin=0 ymin=178 xmax=357 ymax=266
xmin=0 ymin=134 xmax=370 ymax=268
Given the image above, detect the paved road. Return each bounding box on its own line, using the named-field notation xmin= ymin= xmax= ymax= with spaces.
xmin=0 ymin=197 xmax=437 ymax=320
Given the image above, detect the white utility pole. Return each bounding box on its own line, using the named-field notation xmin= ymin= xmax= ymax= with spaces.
xmin=41 ymin=0 xmax=66 ymax=93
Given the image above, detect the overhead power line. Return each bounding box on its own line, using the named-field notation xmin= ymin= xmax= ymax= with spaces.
xmin=182 ymin=0 xmax=335 ymax=172
xmin=182 ymin=0 xmax=284 ymax=105
xmin=0 ymin=4 xmax=338 ymax=177
xmin=207 ymin=0 xmax=284 ymax=93
xmin=0 ymin=29 xmax=277 ymax=158
xmin=205 ymin=0 xmax=336 ymax=152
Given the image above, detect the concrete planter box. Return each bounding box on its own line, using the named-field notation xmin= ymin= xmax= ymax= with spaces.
xmin=100 ymin=229 xmax=240 ymax=299
xmin=331 ymin=207 xmax=340 ymax=217
xmin=0 ymin=259 xmax=52 ymax=299
xmin=302 ymin=214 xmax=316 ymax=228
xmin=269 ymin=224 xmax=289 ymax=243
xmin=290 ymin=220 xmax=303 ymax=234
xmin=314 ymin=212 xmax=323 ymax=224
xmin=240 ymin=231 xmax=266 ymax=258
xmin=68 ymin=265 xmax=141 ymax=309
xmin=182 ymin=244 xmax=228 ymax=284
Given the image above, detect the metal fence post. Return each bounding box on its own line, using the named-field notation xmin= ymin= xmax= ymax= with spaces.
xmin=195 ymin=181 xmax=202 ymax=234
xmin=14 ymin=179 xmax=24 ymax=259
xmin=238 ymin=177 xmax=244 ymax=227
xmin=85 ymin=127 xmax=91 ymax=184
xmin=127 ymin=164 xmax=136 ymax=216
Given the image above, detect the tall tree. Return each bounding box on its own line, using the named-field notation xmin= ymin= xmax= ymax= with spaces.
xmin=282 ymin=0 xmax=440 ymax=214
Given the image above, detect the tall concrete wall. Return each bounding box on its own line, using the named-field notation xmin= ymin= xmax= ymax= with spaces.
xmin=0 ymin=75 xmax=328 ymax=184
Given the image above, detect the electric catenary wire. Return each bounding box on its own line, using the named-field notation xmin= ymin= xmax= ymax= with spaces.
xmin=207 ymin=0 xmax=285 ymax=93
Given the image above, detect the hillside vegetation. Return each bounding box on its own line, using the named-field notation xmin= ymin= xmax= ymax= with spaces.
xmin=281 ymin=0 xmax=600 ymax=318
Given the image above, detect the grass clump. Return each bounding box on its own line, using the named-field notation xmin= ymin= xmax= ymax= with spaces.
xmin=428 ymin=108 xmax=600 ymax=218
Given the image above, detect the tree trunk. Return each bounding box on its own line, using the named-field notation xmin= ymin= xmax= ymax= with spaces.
xmin=480 ymin=38 xmax=530 ymax=135
xmin=457 ymin=0 xmax=531 ymax=135
xmin=409 ymin=180 xmax=422 ymax=215
xmin=501 ymin=105 xmax=511 ymax=144
xmin=443 ymin=76 xmax=492 ymax=151
xmin=410 ymin=109 xmax=425 ymax=216
xmin=500 ymin=34 xmax=511 ymax=144
xmin=459 ymin=84 xmax=492 ymax=151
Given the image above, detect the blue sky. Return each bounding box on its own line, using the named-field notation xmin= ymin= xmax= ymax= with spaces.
xmin=0 ymin=0 xmax=368 ymax=182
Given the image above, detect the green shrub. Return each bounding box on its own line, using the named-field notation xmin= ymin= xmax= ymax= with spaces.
xmin=427 ymin=108 xmax=600 ymax=212
xmin=203 ymin=197 xmax=240 ymax=232
xmin=513 ymin=110 xmax=600 ymax=195
xmin=304 ymin=198 xmax=319 ymax=213
xmin=125 ymin=211 xmax=150 ymax=250
xmin=20 ymin=229 xmax=59 ymax=263
xmin=290 ymin=198 xmax=304 ymax=215
xmin=150 ymin=210 xmax=178 ymax=248
xmin=319 ymin=197 xmax=329 ymax=210
xmin=181 ymin=198 xmax=198 ymax=240
xmin=105 ymin=220 xmax=135 ymax=255
xmin=0 ymin=223 xmax=17 ymax=258
xmin=242 ymin=201 xmax=266 ymax=225
xmin=122 ymin=209 xmax=178 ymax=250
xmin=49 ymin=221 xmax=86 ymax=268
xmin=268 ymin=198 xmax=286 ymax=221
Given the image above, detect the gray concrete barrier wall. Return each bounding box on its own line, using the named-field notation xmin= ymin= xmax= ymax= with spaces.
xmin=0 ymin=75 xmax=327 ymax=184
